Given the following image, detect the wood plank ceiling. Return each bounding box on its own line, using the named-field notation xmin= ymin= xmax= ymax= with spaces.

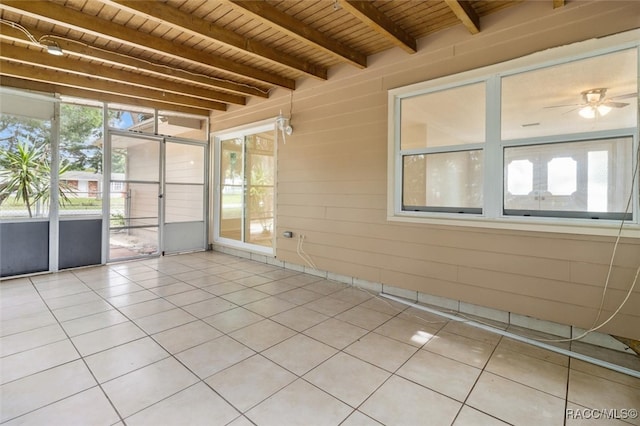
xmin=0 ymin=0 xmax=543 ymax=116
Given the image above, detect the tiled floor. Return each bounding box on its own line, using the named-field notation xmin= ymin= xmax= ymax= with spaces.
xmin=1 ymin=251 xmax=639 ymax=425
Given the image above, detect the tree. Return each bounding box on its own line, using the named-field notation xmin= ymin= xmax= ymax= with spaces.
xmin=60 ymin=104 xmax=103 ymax=172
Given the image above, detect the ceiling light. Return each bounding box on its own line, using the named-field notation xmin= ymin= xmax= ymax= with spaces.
xmin=45 ymin=43 xmax=63 ymax=56
xmin=579 ymin=106 xmax=596 ymax=119
xmin=597 ymin=104 xmax=612 ymax=116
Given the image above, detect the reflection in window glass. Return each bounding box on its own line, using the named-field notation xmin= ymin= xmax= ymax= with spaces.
xmin=504 ymin=138 xmax=632 ymax=218
xmin=108 ymin=105 xmax=154 ymax=131
xmin=158 ymin=112 xmax=207 ymax=140
xmin=506 ymin=160 xmax=533 ymax=195
xmin=401 ymin=83 xmax=485 ymax=150
xmin=502 ymin=49 xmax=637 ymax=140
xmin=403 ymin=150 xmax=483 ymax=212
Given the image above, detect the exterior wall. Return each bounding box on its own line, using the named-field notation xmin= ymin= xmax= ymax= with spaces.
xmin=210 ymin=1 xmax=640 ymax=339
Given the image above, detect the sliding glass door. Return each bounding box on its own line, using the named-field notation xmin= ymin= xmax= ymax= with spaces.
xmin=216 ymin=124 xmax=275 ymax=253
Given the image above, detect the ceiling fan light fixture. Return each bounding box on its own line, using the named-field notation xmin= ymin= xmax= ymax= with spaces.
xmin=597 ymin=104 xmax=612 ymax=116
xmin=579 ymin=106 xmax=596 ymax=119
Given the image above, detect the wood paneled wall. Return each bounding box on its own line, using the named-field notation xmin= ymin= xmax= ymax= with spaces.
xmin=210 ymin=1 xmax=640 ymax=339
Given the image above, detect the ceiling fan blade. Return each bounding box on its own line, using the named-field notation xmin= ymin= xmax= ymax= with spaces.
xmin=544 ymin=103 xmax=582 ymax=109
xmin=604 ymin=101 xmax=629 ymax=108
xmin=609 ymin=92 xmax=637 ymax=100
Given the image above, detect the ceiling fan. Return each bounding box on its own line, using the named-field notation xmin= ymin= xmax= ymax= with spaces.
xmin=546 ymin=88 xmax=636 ymax=119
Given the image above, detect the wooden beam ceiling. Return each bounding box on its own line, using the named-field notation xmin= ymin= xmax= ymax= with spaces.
xmin=105 ymin=0 xmax=327 ymax=80
xmin=0 ymin=75 xmax=210 ymax=116
xmin=338 ymin=0 xmax=417 ymax=54
xmin=226 ymin=0 xmax=367 ymax=69
xmin=0 ymin=0 xmax=295 ymax=89
xmin=444 ymin=0 xmax=480 ymax=34
xmin=553 ymin=0 xmax=566 ymax=9
xmin=0 ymin=60 xmax=227 ymax=111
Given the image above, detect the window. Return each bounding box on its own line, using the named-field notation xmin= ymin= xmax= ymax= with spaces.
xmin=399 ymin=83 xmax=485 ymax=213
xmin=389 ymin=34 xmax=639 ymax=232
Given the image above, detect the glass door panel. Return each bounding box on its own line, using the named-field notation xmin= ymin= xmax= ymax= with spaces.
xmin=246 ymin=133 xmax=275 ymax=247
xmin=109 ymin=134 xmax=160 ymax=260
xmin=220 ymin=137 xmax=244 ymax=242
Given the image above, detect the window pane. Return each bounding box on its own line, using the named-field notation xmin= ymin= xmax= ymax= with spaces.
xmin=0 ymin=113 xmax=52 ymax=219
xmin=165 ymin=142 xmax=205 ymax=184
xmin=158 ymin=112 xmax=207 ymax=140
xmin=220 ymin=138 xmax=243 ymax=242
xmin=400 ymin=83 xmax=485 ymax=150
xmin=504 ymin=137 xmax=633 ymax=218
xmin=108 ymin=105 xmax=154 ymax=131
xmin=403 ymin=150 xmax=483 ymax=212
xmin=110 ymin=135 xmax=160 ymax=182
xmin=59 ymin=103 xmax=104 ymax=216
xmin=502 ymin=49 xmax=637 ymax=140
xmin=165 ymin=184 xmax=204 ymax=222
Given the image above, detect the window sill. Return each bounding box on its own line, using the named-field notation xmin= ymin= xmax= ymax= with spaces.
xmin=387 ymin=212 xmax=640 ymax=238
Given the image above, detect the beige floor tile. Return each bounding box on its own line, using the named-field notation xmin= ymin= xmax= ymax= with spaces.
xmin=148 ymin=281 xmax=197 ymax=297
xmin=276 ymin=287 xmax=325 ymax=305
xmin=0 ymin=323 xmax=67 ymax=357
xmin=152 ymin=320 xmax=222 ymax=354
xmin=52 ymin=300 xmax=114 ymax=322
xmin=135 ymin=275 xmax=181 ymax=289
xmin=496 ymin=337 xmax=569 ymax=367
xmin=304 ymin=279 xmax=347 ymax=295
xmin=71 ymin=321 xmax=146 ymax=356
xmin=570 ymin=359 xmax=640 ymax=389
xmin=0 ymin=339 xmax=79 ymax=385
xmin=373 ymin=316 xmax=438 ymax=347
xmin=101 ymin=357 xmax=199 ymax=418
xmin=424 ymin=331 xmax=495 ymax=368
xmin=227 ymin=415 xmax=259 ymax=426
xmin=107 ymin=290 xmax=159 ymax=308
xmin=125 ymin=382 xmax=240 ymax=426
xmin=331 ymin=287 xmax=373 ymax=304
xmin=345 ymin=332 xmax=417 ymax=373
xmin=3 ymin=386 xmax=120 ymax=426
xmin=134 ymin=308 xmax=197 ymax=334
xmin=203 ymin=307 xmax=264 ymax=333
xmin=360 ymin=375 xmax=461 ymax=426
xmin=358 ymin=297 xmax=407 ymax=316
xmin=453 ymin=406 xmax=509 ymax=426
xmin=253 ymin=280 xmax=299 ymax=296
xmin=271 ymin=306 xmax=330 ymax=332
xmin=222 ymin=288 xmax=271 ymax=305
xmin=340 ymin=411 xmax=384 ymax=426
xmin=206 ymin=354 xmax=297 ymax=412
xmin=467 ymin=372 xmax=565 ymax=426
xmin=243 ymin=296 xmax=297 ymax=317
xmin=571 ymin=341 xmax=640 ymax=371
xmin=176 ymin=335 xmax=255 ymax=379
xmin=202 ymin=281 xmax=246 ymax=295
xmin=164 ymin=289 xmax=216 ymax=306
xmin=118 ymin=298 xmax=176 ymax=320
xmin=304 ymin=295 xmax=358 ymax=316
xmin=568 ymin=369 xmax=640 ymax=426
xmin=396 ymin=349 xmax=481 ymax=402
xmin=230 ymin=319 xmax=297 ymax=352
xmin=263 ymin=334 xmax=337 ymax=375
xmin=233 ymin=274 xmax=274 ymax=287
xmin=305 ymin=352 xmax=390 ymax=407
xmin=1 ymin=310 xmax=58 ymax=337
xmin=485 ymin=345 xmax=568 ymax=398
xmin=442 ymin=321 xmax=502 ymax=345
xmin=95 ymin=282 xmax=145 ymax=298
xmin=246 ymin=378 xmax=352 ymax=426
xmin=44 ymin=291 xmax=103 ymax=310
xmin=303 ymin=318 xmax=368 ymax=350
xmin=84 ymin=337 xmax=169 ymax=383
xmin=181 ymin=297 xmax=238 ymax=318
xmin=1 ymin=299 xmax=49 ymax=322
xmin=335 ymin=306 xmax=393 ymax=331
xmin=0 ymin=360 xmax=96 ymax=423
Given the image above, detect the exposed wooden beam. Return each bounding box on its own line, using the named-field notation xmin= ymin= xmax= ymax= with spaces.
xmin=553 ymin=0 xmax=566 ymax=9
xmin=0 ymin=1 xmax=295 ymax=89
xmin=0 ymin=60 xmax=227 ymax=111
xmin=444 ymin=0 xmax=480 ymax=34
xmin=226 ymin=0 xmax=367 ymax=69
xmin=338 ymin=0 xmax=416 ymax=54
xmin=0 ymin=42 xmax=245 ymax=105
xmin=0 ymin=75 xmax=210 ymax=116
xmin=106 ymin=0 xmax=327 ymax=80
xmin=0 ymin=23 xmax=269 ymax=98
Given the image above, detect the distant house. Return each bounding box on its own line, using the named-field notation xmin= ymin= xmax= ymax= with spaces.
xmin=59 ymin=171 xmax=126 ymax=198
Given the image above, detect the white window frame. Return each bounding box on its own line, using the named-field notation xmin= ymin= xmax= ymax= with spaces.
xmin=388 ymin=30 xmax=640 ymax=237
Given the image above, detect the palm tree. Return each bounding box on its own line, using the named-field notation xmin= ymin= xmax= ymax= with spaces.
xmin=0 ymin=142 xmax=73 ymax=217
